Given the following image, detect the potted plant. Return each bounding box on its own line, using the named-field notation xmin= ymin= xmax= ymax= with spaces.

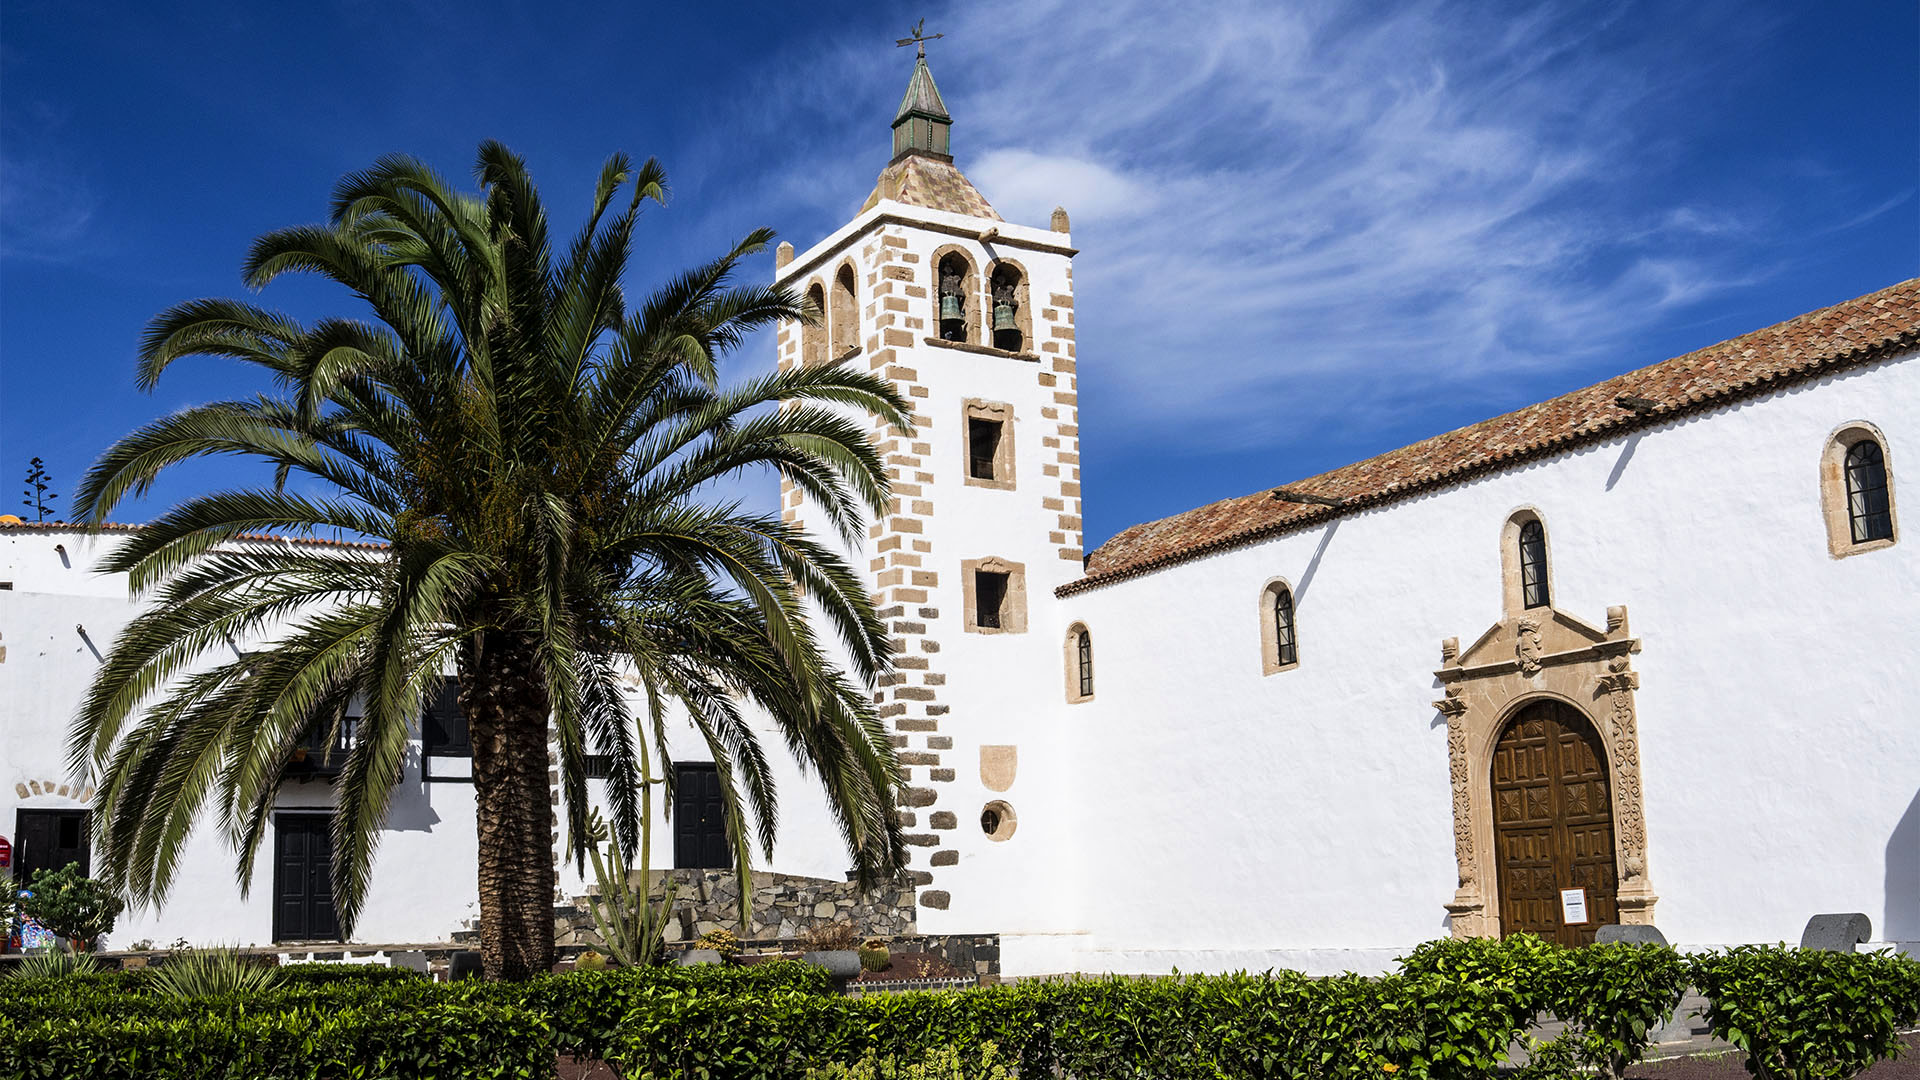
xmin=798 ymin=922 xmax=862 ymax=985
xmin=19 ymin=865 xmax=124 ymax=953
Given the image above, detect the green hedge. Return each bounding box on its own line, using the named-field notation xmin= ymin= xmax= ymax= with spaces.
xmin=607 ymin=971 xmax=1544 ymax=1080
xmin=5 ymin=944 xmax=1916 ymax=1079
xmin=0 ymin=959 xmax=832 ymax=1068
xmin=0 ymin=1002 xmax=552 ymax=1080
xmin=1689 ymin=945 xmax=1920 ymax=1080
xmin=273 ymin=961 xmax=428 ymax=986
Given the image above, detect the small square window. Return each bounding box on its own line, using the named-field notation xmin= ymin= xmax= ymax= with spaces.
xmin=968 ymin=417 xmax=1003 ymax=481
xmin=962 ymin=557 xmax=1027 ymax=634
xmin=962 ymin=400 xmax=1015 ymax=489
xmin=975 ymin=571 xmax=1008 ymax=629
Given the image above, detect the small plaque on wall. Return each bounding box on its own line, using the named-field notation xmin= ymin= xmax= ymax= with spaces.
xmin=1560 ymin=888 xmax=1589 ymax=925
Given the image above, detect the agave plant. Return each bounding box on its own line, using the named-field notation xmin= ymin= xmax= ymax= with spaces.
xmin=7 ymin=950 xmax=101 ymax=979
xmin=148 ymin=946 xmax=282 ymax=999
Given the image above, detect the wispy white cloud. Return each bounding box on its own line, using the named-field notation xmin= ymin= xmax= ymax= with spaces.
xmin=699 ymin=0 xmax=1895 ymax=461
xmin=0 ymin=152 xmax=99 ymax=262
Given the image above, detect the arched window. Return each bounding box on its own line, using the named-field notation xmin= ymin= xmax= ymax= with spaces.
xmin=989 ymin=262 xmax=1027 ymax=352
xmin=1064 ymin=625 xmax=1094 ymax=703
xmin=1273 ymin=588 xmax=1297 ymax=667
xmin=1845 ymin=440 xmax=1893 ymax=543
xmin=936 ymin=252 xmax=974 ymax=343
xmin=801 ymin=282 xmax=827 ymax=367
xmin=830 ymin=263 xmax=858 ymax=358
xmin=1260 ymin=580 xmax=1299 ymax=674
xmin=1821 ymin=423 xmax=1897 ymax=556
xmin=1518 ymin=520 xmax=1550 ymax=609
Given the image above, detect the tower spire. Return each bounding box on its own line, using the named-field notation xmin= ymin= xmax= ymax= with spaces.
xmin=891 ymin=22 xmax=952 ymax=162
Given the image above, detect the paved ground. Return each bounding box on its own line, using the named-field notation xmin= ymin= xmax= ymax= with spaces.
xmin=1625 ymin=1032 xmax=1920 ymax=1079
xmin=1510 ymin=992 xmax=1920 ymax=1080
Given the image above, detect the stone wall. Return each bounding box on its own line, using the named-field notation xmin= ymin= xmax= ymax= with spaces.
xmin=556 ymin=869 xmax=917 ymax=948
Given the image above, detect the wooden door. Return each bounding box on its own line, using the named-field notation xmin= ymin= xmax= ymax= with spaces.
xmin=673 ymin=764 xmax=732 ymax=870
xmin=273 ymin=815 xmax=340 ymax=942
xmin=14 ymin=809 xmax=90 ymax=886
xmin=1491 ymin=700 xmax=1618 ymax=945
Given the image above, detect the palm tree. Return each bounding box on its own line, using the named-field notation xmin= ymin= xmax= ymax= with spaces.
xmin=68 ymin=142 xmax=909 ymax=980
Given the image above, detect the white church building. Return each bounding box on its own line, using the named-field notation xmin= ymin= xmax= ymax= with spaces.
xmin=3 ymin=52 xmax=1916 ymax=975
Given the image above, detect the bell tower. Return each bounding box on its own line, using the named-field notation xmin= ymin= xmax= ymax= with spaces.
xmin=772 ymin=34 xmax=1084 ymax=939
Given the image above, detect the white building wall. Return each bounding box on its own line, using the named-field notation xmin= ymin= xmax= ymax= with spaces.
xmin=1048 ymin=354 xmax=1920 ymax=975
xmin=776 ymin=198 xmax=1089 ymax=952
xmin=0 ymin=529 xmax=860 ymax=949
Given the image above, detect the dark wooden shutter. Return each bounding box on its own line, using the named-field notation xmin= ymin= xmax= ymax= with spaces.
xmin=673 ymin=764 xmax=732 ymax=870
xmin=422 ymin=677 xmax=470 ymax=757
xmin=14 ymin=809 xmax=89 ymax=884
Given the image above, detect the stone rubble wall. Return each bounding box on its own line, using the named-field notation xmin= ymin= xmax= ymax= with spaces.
xmin=555 ymin=869 xmax=918 ymax=947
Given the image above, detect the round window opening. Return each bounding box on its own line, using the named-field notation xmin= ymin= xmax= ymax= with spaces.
xmin=979 ymin=800 xmax=1017 ymax=842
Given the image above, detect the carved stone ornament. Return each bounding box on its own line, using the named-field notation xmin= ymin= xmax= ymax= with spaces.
xmin=1434 ymin=604 xmax=1656 ymax=938
xmin=1515 ymin=617 xmax=1544 ymax=675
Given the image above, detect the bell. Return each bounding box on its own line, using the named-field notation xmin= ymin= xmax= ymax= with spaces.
xmin=993 ymin=301 xmax=1017 ymax=331
xmin=940 ymin=293 xmax=964 ymax=321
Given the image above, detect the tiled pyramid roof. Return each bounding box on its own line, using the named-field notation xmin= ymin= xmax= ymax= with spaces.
xmin=1066 ymin=278 xmax=1920 ymax=595
xmin=863 ymin=154 xmax=1003 ymax=221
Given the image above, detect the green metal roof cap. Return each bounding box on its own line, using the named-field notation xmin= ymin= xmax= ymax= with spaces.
xmin=893 ymin=55 xmax=950 ymax=124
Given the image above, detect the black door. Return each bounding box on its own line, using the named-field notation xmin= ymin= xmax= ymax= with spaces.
xmin=273 ymin=815 xmax=340 ymax=942
xmin=673 ymin=764 xmax=732 ymax=869
xmin=14 ymin=809 xmax=89 ymax=885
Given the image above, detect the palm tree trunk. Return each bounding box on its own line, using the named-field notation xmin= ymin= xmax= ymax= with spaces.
xmin=462 ymin=630 xmax=557 ymax=981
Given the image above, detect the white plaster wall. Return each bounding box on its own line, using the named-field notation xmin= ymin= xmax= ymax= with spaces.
xmin=1049 ymin=353 xmax=1920 ymax=975
xmin=778 ymin=201 xmax=1089 ymax=945
xmin=0 ymin=529 xmax=863 ymax=948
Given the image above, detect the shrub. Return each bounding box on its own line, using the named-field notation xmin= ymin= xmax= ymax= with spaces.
xmin=17 ymin=866 xmax=123 ymax=949
xmin=1397 ymin=933 xmax=1560 ymax=1017
xmin=273 ymin=961 xmax=426 ymax=985
xmin=607 ymin=971 xmax=1543 ymax=1080
xmin=611 ymin=983 xmax=1061 ymax=1080
xmin=805 ymin=1041 xmax=1018 ymax=1080
xmin=0 ymin=1001 xmax=552 ymax=1079
xmin=1690 ymin=945 xmax=1920 ymax=1080
xmin=1543 ymin=942 xmax=1688 ymax=1079
xmin=519 ymin=960 xmax=836 ymax=1059
xmin=148 ymin=947 xmax=281 ymax=999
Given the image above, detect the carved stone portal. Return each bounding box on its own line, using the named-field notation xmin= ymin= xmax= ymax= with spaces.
xmin=1434 ymin=604 xmax=1657 ymax=938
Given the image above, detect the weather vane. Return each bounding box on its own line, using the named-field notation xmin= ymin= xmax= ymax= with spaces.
xmin=895 ymin=19 xmax=943 ymax=58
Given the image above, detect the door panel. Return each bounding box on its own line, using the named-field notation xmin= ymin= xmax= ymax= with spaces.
xmin=273 ymin=815 xmax=340 ymax=942
xmin=14 ymin=809 xmax=89 ymax=884
xmin=1491 ymin=700 xmax=1619 ymax=945
xmin=673 ymin=764 xmax=732 ymax=870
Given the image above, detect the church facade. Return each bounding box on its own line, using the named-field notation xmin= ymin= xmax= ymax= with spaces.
xmin=2 ymin=53 xmax=1915 ymax=974
xmin=769 ymin=52 xmax=1920 ymax=975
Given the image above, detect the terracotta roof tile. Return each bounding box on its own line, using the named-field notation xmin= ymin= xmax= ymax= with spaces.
xmin=0 ymin=520 xmax=388 ymax=552
xmin=1065 ymin=278 xmax=1920 ymax=596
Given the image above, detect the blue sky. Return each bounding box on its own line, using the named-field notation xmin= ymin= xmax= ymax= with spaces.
xmin=3 ymin=0 xmax=1914 ymax=549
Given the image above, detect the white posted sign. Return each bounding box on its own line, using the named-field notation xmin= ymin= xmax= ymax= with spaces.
xmin=1559 ymin=888 xmax=1589 ymax=925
